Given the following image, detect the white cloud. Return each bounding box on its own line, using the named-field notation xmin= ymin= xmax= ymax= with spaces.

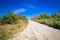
xmin=14 ymin=8 xmax=27 ymax=13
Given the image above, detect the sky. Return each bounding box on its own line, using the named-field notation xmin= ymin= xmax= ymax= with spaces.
xmin=0 ymin=0 xmax=60 ymax=18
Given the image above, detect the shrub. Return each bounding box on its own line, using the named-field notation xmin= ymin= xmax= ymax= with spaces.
xmin=32 ymin=11 xmax=60 ymax=29
xmin=0 ymin=12 xmax=28 ymax=40
xmin=0 ymin=12 xmax=28 ymax=24
xmin=39 ymin=13 xmax=50 ymax=19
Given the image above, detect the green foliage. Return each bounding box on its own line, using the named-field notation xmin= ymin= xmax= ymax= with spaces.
xmin=0 ymin=12 xmax=28 ymax=24
xmin=0 ymin=12 xmax=28 ymax=40
xmin=32 ymin=11 xmax=60 ymax=29
xmin=1 ymin=12 xmax=17 ymax=24
xmin=39 ymin=13 xmax=50 ymax=19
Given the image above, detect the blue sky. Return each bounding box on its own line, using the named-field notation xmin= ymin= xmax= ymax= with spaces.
xmin=0 ymin=0 xmax=60 ymax=18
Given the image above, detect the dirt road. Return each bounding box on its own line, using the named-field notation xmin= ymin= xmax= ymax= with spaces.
xmin=9 ymin=20 xmax=60 ymax=40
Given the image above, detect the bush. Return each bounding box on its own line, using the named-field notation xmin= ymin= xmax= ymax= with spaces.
xmin=0 ymin=12 xmax=28 ymax=40
xmin=39 ymin=13 xmax=50 ymax=19
xmin=0 ymin=12 xmax=28 ymax=24
xmin=1 ymin=12 xmax=18 ymax=24
xmin=32 ymin=11 xmax=60 ymax=29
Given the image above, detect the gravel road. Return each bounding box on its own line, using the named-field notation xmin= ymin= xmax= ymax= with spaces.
xmin=9 ymin=20 xmax=60 ymax=40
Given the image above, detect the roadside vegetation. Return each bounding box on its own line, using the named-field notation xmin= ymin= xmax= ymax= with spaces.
xmin=31 ymin=11 xmax=60 ymax=30
xmin=0 ymin=12 xmax=28 ymax=40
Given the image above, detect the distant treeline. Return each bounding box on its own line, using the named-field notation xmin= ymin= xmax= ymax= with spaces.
xmin=31 ymin=11 xmax=60 ymax=30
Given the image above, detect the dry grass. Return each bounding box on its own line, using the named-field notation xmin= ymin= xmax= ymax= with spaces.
xmin=0 ymin=20 xmax=28 ymax=40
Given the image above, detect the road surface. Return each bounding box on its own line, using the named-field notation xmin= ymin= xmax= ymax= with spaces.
xmin=9 ymin=20 xmax=60 ymax=40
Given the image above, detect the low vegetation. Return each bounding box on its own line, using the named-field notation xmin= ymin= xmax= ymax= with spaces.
xmin=0 ymin=12 xmax=28 ymax=40
xmin=31 ymin=11 xmax=60 ymax=30
xmin=0 ymin=12 xmax=28 ymax=24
